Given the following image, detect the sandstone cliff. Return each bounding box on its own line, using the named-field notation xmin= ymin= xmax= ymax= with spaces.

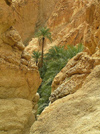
xmin=26 ymin=0 xmax=100 ymax=56
xmin=0 ymin=1 xmax=41 ymax=134
xmin=10 ymin=0 xmax=58 ymax=45
xmin=47 ymin=0 xmax=100 ymax=55
xmin=29 ymin=0 xmax=100 ymax=133
xmin=30 ymin=51 xmax=100 ymax=134
xmin=2 ymin=0 xmax=100 ymax=133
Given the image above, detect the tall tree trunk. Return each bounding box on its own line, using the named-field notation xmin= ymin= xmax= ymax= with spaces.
xmin=36 ymin=59 xmax=38 ymax=66
xmin=41 ymin=37 xmax=45 ymax=67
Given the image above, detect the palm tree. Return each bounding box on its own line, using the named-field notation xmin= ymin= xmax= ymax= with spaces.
xmin=35 ymin=27 xmax=52 ymax=67
xmin=32 ymin=50 xmax=41 ymax=66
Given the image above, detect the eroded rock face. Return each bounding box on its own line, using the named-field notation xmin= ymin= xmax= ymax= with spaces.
xmin=26 ymin=0 xmax=100 ymax=56
xmin=9 ymin=0 xmax=58 ymax=45
xmin=12 ymin=0 xmax=39 ymax=44
xmin=0 ymin=26 xmax=41 ymax=100
xmin=0 ymin=0 xmax=13 ymax=34
xmin=1 ymin=0 xmax=58 ymax=45
xmin=0 ymin=1 xmax=41 ymax=133
xmin=47 ymin=0 xmax=100 ymax=55
xmin=50 ymin=51 xmax=100 ymax=103
xmin=30 ymin=57 xmax=100 ymax=134
xmin=37 ymin=0 xmax=58 ymax=28
xmin=0 ymin=99 xmax=34 ymax=134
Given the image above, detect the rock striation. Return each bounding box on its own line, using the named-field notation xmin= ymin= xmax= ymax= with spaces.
xmin=26 ymin=0 xmax=100 ymax=56
xmin=50 ymin=51 xmax=100 ymax=103
xmin=10 ymin=0 xmax=58 ymax=45
xmin=0 ymin=0 xmax=41 ymax=134
xmin=2 ymin=0 xmax=100 ymax=133
xmin=30 ymin=50 xmax=100 ymax=134
xmin=47 ymin=0 xmax=100 ymax=55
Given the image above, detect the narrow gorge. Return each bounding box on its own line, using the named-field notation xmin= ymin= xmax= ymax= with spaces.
xmin=1 ymin=0 xmax=100 ymax=134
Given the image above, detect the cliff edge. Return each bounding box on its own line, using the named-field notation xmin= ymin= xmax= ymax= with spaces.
xmin=0 ymin=1 xmax=41 ymax=134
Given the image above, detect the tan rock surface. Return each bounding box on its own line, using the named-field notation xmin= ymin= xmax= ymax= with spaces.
xmin=37 ymin=0 xmax=58 ymax=28
xmin=25 ymin=38 xmax=39 ymax=54
xmin=12 ymin=0 xmax=39 ymax=44
xmin=9 ymin=0 xmax=58 ymax=44
xmin=0 ymin=26 xmax=41 ymax=100
xmin=0 ymin=99 xmax=34 ymax=134
xmin=0 ymin=0 xmax=14 ymax=34
xmin=50 ymin=52 xmax=100 ymax=102
xmin=0 ymin=1 xmax=42 ymax=134
xmin=3 ymin=0 xmax=100 ymax=134
xmin=30 ymin=65 xmax=100 ymax=134
xmin=51 ymin=52 xmax=94 ymax=91
xmin=26 ymin=0 xmax=100 ymax=55
xmin=25 ymin=38 xmax=52 ymax=55
xmin=2 ymin=0 xmax=58 ymax=45
xmin=46 ymin=0 xmax=100 ymax=55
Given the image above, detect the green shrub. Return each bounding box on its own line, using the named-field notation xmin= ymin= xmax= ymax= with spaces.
xmin=37 ymin=43 xmax=84 ymax=114
xmin=32 ymin=50 xmax=41 ymax=66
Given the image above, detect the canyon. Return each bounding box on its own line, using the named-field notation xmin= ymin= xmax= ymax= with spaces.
xmin=1 ymin=0 xmax=100 ymax=134
xmin=0 ymin=0 xmax=42 ymax=134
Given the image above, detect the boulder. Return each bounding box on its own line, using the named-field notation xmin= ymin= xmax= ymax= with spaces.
xmin=30 ymin=64 xmax=100 ymax=134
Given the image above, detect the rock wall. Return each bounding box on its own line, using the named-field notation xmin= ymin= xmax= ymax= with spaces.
xmin=26 ymin=0 xmax=100 ymax=56
xmin=30 ymin=50 xmax=100 ymax=134
xmin=29 ymin=0 xmax=100 ymax=133
xmin=12 ymin=0 xmax=39 ymax=45
xmin=0 ymin=1 xmax=41 ymax=134
xmin=50 ymin=52 xmax=100 ymax=102
xmin=2 ymin=0 xmax=100 ymax=133
xmin=37 ymin=0 xmax=58 ymax=28
xmin=47 ymin=0 xmax=100 ymax=55
xmin=9 ymin=0 xmax=58 ymax=45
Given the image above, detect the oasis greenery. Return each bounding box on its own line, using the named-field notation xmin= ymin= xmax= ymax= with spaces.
xmin=35 ymin=27 xmax=52 ymax=67
xmin=32 ymin=50 xmax=41 ymax=66
xmin=32 ymin=43 xmax=84 ymax=114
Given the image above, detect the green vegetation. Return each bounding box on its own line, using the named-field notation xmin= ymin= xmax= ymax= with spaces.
xmin=35 ymin=43 xmax=84 ymax=114
xmin=32 ymin=50 xmax=41 ymax=66
xmin=35 ymin=27 xmax=52 ymax=67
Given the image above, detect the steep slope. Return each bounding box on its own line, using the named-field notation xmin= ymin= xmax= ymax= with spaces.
xmin=13 ymin=0 xmax=39 ymax=45
xmin=9 ymin=0 xmax=58 ymax=45
xmin=47 ymin=0 xmax=100 ymax=55
xmin=36 ymin=0 xmax=58 ymax=28
xmin=30 ymin=51 xmax=100 ymax=134
xmin=0 ymin=1 xmax=41 ymax=134
xmin=26 ymin=0 xmax=100 ymax=55
xmin=50 ymin=52 xmax=100 ymax=102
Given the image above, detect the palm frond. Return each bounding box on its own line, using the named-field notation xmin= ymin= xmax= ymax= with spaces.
xmin=35 ymin=27 xmax=52 ymax=41
xmin=37 ymin=44 xmax=84 ymax=114
xmin=32 ymin=50 xmax=41 ymax=59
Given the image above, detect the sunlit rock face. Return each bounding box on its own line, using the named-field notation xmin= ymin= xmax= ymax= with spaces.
xmin=10 ymin=0 xmax=58 ymax=45
xmin=26 ymin=0 xmax=100 ymax=56
xmin=0 ymin=0 xmax=13 ymax=34
xmin=37 ymin=0 xmax=58 ymax=28
xmin=11 ymin=0 xmax=39 ymax=45
xmin=30 ymin=51 xmax=100 ymax=134
xmin=3 ymin=0 xmax=58 ymax=45
xmin=2 ymin=0 xmax=100 ymax=133
xmin=47 ymin=0 xmax=100 ymax=55
xmin=50 ymin=51 xmax=100 ymax=102
xmin=0 ymin=1 xmax=41 ymax=134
